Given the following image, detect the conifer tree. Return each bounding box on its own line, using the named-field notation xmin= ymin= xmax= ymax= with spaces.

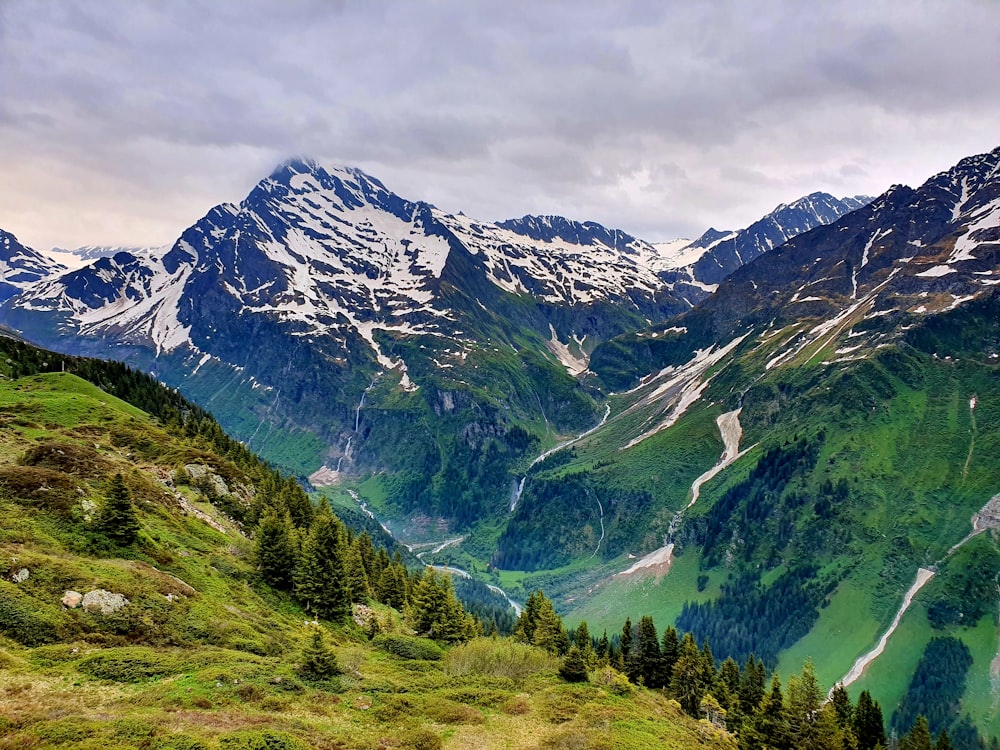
xmin=574 ymin=620 xmax=596 ymax=668
xmin=715 ymin=656 xmax=743 ymax=731
xmin=741 ymin=674 xmax=789 ymax=750
xmin=280 ymin=477 xmax=314 ymax=528
xmin=901 ymin=716 xmax=933 ymax=750
xmin=620 ymin=616 xmax=634 ymax=667
xmin=559 ymin=645 xmax=589 ymax=683
xmin=356 ymin=531 xmax=377 ymax=580
xmin=531 ymin=594 xmax=569 ymax=655
xmin=596 ymin=629 xmax=610 ymax=663
xmin=830 ymin=683 xmax=853 ymax=728
xmin=633 ymin=615 xmax=663 ymax=688
xmin=719 ymin=657 xmax=741 ymax=707
xmin=852 ymin=690 xmax=886 ymax=750
xmin=344 ymin=540 xmax=372 ymax=603
xmin=740 ymin=655 xmax=766 ymax=714
xmin=408 ymin=568 xmax=448 ymax=636
xmin=514 ymin=591 xmax=544 ymax=643
xmin=376 ymin=562 xmax=409 ymax=611
xmin=255 ymin=504 xmax=297 ymax=590
xmin=934 ymin=729 xmax=953 ymax=750
xmin=661 ymin=626 xmax=680 ymax=690
xmin=99 ymin=473 xmax=140 ymax=545
xmin=787 ymin=660 xmax=824 ymax=749
xmin=294 ymin=502 xmax=352 ymax=621
xmin=814 ymin=703 xmax=849 ymax=750
xmin=407 ymin=569 xmax=476 ymax=643
xmin=699 ymin=637 xmax=718 ymax=693
xmin=299 ymin=626 xmax=341 ymax=681
xmin=670 ymin=632 xmax=705 ymax=717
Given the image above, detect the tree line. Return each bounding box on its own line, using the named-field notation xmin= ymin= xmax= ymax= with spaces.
xmin=547 ymin=605 xmax=996 ymax=750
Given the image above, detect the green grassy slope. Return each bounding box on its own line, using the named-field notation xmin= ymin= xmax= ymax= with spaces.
xmin=0 ymin=354 xmax=732 ymax=749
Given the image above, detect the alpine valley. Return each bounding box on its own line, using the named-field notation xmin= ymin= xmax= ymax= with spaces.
xmin=3 ymin=145 xmax=1000 ymax=745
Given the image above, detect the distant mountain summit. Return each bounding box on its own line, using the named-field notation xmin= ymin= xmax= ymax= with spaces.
xmin=657 ymin=192 xmax=873 ymax=291
xmin=48 ymin=244 xmax=167 ymax=270
xmin=0 ymin=157 xmax=871 ymax=485
xmin=591 ymin=146 xmax=1000 ymax=390
xmin=0 ymin=229 xmax=65 ymax=304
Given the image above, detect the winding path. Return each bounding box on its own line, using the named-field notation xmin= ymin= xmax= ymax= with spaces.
xmin=836 ymin=567 xmax=936 ymax=689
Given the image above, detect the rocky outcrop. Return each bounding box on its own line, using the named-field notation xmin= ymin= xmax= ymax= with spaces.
xmin=81 ymin=589 xmax=129 ymax=614
xmin=184 ymin=464 xmax=230 ymax=497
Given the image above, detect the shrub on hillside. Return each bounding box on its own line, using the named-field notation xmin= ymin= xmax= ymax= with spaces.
xmin=0 ymin=465 xmax=81 ymax=514
xmin=217 ymin=730 xmax=307 ymax=750
xmin=372 ymin=634 xmax=443 ymax=661
xmin=443 ymin=638 xmax=557 ymax=682
xmin=78 ymin=648 xmax=183 ymax=682
xmin=0 ymin=580 xmax=64 ymax=645
xmin=20 ymin=441 xmax=112 ymax=479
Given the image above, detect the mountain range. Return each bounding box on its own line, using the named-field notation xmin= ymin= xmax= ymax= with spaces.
xmin=0 ymin=160 xmax=868 ymax=478
xmin=3 ymin=145 xmax=1000 ymax=743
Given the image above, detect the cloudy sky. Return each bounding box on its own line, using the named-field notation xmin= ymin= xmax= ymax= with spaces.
xmin=1 ymin=0 xmax=998 ymax=253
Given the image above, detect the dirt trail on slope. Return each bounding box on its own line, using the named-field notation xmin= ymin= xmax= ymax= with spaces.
xmin=836 ymin=567 xmax=936 ymax=689
xmin=686 ymin=408 xmax=751 ymax=510
xmin=615 ymin=408 xmax=747 ymax=579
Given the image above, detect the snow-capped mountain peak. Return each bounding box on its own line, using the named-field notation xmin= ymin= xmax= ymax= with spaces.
xmin=1 ymin=229 xmax=66 ymax=304
xmin=2 ymin=160 xmax=875 ymax=392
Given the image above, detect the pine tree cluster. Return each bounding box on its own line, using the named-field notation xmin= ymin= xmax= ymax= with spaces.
xmin=253 ymin=492 xmax=480 ymax=642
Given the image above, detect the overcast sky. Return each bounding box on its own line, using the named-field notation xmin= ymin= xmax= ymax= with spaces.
xmin=1 ymin=0 xmax=998 ymax=252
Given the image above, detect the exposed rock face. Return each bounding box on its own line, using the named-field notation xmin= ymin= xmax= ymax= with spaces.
xmin=184 ymin=464 xmax=230 ymax=497
xmin=11 ymin=567 xmax=29 ymax=583
xmin=61 ymin=590 xmax=83 ymax=608
xmin=81 ymin=589 xmax=130 ymax=614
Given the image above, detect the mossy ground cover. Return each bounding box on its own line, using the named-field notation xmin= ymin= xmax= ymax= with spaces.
xmin=0 ymin=638 xmax=734 ymax=750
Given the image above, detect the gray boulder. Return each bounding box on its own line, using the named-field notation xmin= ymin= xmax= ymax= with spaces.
xmin=82 ymin=589 xmax=130 ymax=614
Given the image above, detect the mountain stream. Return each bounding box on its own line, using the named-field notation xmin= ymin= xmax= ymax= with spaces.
xmin=343 ymin=491 xmax=523 ymax=617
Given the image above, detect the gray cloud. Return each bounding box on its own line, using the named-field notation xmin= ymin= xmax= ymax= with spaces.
xmin=1 ymin=0 xmax=998 ymax=250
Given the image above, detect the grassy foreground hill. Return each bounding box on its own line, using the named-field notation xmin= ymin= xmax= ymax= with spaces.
xmin=0 ymin=339 xmax=732 ymax=749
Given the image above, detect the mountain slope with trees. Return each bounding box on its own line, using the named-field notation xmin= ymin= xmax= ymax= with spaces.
xmin=0 ymin=335 xmax=735 ymax=749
